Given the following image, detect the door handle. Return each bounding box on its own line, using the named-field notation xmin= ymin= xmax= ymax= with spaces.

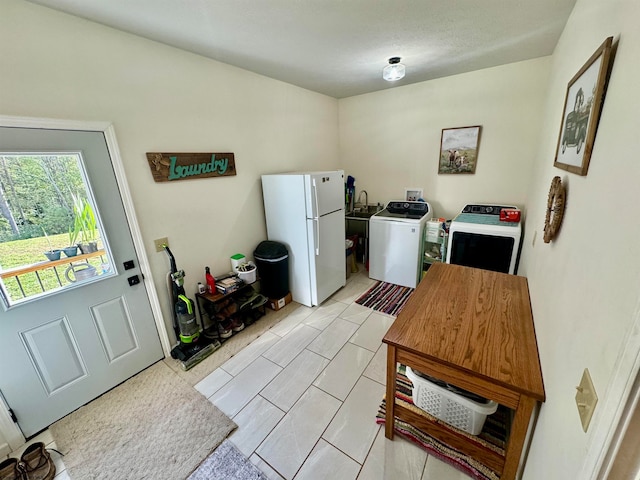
xmin=128 ymin=275 xmax=140 ymax=286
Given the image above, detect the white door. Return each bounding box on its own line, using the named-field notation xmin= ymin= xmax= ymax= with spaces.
xmin=307 ymin=210 xmax=346 ymax=305
xmin=0 ymin=127 xmax=163 ymax=437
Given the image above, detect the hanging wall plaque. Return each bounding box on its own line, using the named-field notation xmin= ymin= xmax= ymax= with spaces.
xmin=146 ymin=152 xmax=236 ymax=182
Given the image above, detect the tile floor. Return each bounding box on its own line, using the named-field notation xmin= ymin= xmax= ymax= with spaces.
xmin=7 ymin=266 xmax=468 ymax=480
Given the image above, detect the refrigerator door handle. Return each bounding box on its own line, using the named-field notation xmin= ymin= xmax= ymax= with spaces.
xmin=312 ymin=178 xmax=320 ymax=219
xmin=314 ymin=218 xmax=320 ymax=255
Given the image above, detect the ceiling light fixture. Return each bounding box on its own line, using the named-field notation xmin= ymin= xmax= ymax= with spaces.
xmin=383 ymin=57 xmax=405 ymax=82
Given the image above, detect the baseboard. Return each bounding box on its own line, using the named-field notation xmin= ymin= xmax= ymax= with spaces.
xmin=0 ymin=442 xmax=11 ymax=458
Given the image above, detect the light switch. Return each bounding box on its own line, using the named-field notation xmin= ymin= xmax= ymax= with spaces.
xmin=575 ymin=368 xmax=598 ymax=432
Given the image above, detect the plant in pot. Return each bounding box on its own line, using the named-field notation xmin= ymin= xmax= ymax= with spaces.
xmin=73 ymin=195 xmax=99 ymax=254
xmin=62 ymin=215 xmax=81 ymax=257
xmin=42 ymin=228 xmax=61 ymax=261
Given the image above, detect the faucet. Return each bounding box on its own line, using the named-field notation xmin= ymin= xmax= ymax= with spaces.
xmin=356 ymin=190 xmax=368 ymax=209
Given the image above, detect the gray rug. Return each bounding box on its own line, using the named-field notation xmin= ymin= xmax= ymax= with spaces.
xmin=50 ymin=361 xmax=236 ymax=480
xmin=189 ymin=440 xmax=267 ymax=480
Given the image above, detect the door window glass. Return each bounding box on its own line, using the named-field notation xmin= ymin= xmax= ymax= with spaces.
xmin=0 ymin=153 xmax=113 ymax=306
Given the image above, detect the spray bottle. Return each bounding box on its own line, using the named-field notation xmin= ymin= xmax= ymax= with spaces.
xmin=205 ymin=266 xmax=216 ymax=294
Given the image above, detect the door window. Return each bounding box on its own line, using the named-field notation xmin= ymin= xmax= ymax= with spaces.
xmin=0 ymin=152 xmax=113 ymax=307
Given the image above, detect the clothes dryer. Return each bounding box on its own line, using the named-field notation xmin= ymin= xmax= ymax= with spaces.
xmin=446 ymin=204 xmax=522 ymax=274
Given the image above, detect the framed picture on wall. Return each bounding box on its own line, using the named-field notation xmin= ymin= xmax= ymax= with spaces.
xmin=553 ymin=36 xmax=613 ymax=176
xmin=438 ymin=126 xmax=481 ymax=174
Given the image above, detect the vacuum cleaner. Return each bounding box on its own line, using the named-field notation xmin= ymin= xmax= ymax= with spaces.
xmin=163 ymin=245 xmax=219 ymax=370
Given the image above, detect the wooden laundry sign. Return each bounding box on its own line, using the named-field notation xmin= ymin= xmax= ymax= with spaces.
xmin=146 ymin=152 xmax=236 ymax=182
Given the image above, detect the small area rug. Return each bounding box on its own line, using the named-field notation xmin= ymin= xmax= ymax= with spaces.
xmin=376 ymin=368 xmax=509 ymax=480
xmin=355 ymin=281 xmax=413 ymax=316
xmin=188 ymin=440 xmax=266 ymax=480
xmin=50 ymin=361 xmax=236 ymax=480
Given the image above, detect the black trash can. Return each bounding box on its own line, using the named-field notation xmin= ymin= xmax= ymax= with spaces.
xmin=253 ymin=241 xmax=289 ymax=299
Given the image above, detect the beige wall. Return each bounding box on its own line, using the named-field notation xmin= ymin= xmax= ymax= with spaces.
xmin=338 ymin=57 xmax=550 ymax=219
xmin=519 ymin=0 xmax=640 ymax=477
xmin=0 ymin=0 xmax=339 ymax=342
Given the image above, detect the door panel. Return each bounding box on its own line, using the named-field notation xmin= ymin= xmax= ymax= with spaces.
xmin=91 ymin=297 xmax=138 ymax=363
xmin=0 ymin=127 xmax=163 ymax=436
xmin=21 ymin=317 xmax=87 ymax=394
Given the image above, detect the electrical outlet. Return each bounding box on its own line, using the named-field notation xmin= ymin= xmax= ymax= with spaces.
xmin=576 ymin=368 xmax=598 ymax=432
xmin=154 ymin=237 xmax=169 ymax=252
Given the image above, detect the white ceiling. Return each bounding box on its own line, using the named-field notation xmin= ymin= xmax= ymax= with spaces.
xmin=27 ymin=0 xmax=577 ymax=99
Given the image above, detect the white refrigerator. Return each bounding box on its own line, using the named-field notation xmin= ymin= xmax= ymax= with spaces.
xmin=261 ymin=171 xmax=346 ymax=307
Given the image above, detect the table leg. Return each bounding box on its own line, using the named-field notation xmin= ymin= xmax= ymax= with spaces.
xmin=502 ymin=395 xmax=536 ymax=480
xmin=385 ymin=344 xmax=397 ymax=439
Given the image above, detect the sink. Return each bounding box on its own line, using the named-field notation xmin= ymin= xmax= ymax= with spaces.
xmin=346 ymin=204 xmax=383 ymax=219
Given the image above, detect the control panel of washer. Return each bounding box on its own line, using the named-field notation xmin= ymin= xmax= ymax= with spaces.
xmin=387 ymin=201 xmax=430 ymax=215
xmin=461 ymin=204 xmax=517 ymax=216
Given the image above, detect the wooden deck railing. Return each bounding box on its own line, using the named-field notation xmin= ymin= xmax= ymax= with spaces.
xmin=0 ymin=249 xmax=107 ymax=299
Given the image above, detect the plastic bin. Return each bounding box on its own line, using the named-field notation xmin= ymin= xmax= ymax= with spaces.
xmin=253 ymin=241 xmax=289 ymax=299
xmin=406 ymin=366 xmax=498 ymax=435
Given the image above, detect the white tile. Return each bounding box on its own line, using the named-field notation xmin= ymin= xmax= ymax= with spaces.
xmin=229 ymin=395 xmax=285 ymax=457
xmin=194 ymin=367 xmax=233 ymax=399
xmin=270 ymin=305 xmax=315 ymax=337
xmin=359 ymin=428 xmax=428 ymax=480
xmin=263 ymin=324 xmax=321 ymax=367
xmin=250 ymin=454 xmax=285 ymax=480
xmin=331 ymin=280 xmax=372 ymax=305
xmin=210 ymin=356 xmax=282 ymax=418
xmin=313 ymin=343 xmax=374 ymax=400
xmin=323 ymin=376 xmax=385 ymax=463
xmin=256 ymin=386 xmax=341 ymax=480
xmin=220 ymin=331 xmax=281 ymax=376
xmin=363 ymin=344 xmax=387 ymax=386
xmin=307 ymin=318 xmax=360 ymax=359
xmin=48 ymin=442 xmax=66 ymax=478
xmin=421 ymin=455 xmax=470 ymax=480
xmin=339 ymin=303 xmax=373 ymax=325
xmin=294 ymin=439 xmax=360 ymax=480
xmin=303 ymin=301 xmax=348 ymax=330
xmin=261 ymin=350 xmax=329 ymax=411
xmin=349 ymin=312 xmax=394 ymax=352
xmin=53 ymin=470 xmax=71 ymax=480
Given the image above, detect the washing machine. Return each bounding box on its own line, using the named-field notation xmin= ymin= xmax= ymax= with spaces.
xmin=446 ymin=204 xmax=522 ymax=274
xmin=369 ymin=201 xmax=432 ymax=288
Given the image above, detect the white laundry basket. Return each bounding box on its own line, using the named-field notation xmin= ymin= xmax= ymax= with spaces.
xmin=405 ymin=366 xmax=498 ymax=435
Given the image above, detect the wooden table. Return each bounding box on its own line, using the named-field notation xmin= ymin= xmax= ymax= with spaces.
xmin=383 ymin=263 xmax=545 ymax=480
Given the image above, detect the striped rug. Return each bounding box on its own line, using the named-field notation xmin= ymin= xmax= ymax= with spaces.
xmin=355 ymin=281 xmax=413 ymax=316
xmin=376 ymin=367 xmax=509 ymax=480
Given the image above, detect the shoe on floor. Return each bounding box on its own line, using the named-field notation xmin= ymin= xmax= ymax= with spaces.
xmin=0 ymin=457 xmax=24 ymax=480
xmin=217 ymin=320 xmax=233 ymax=339
xmin=20 ymin=442 xmax=56 ymax=480
xmin=229 ymin=317 xmax=245 ymax=332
